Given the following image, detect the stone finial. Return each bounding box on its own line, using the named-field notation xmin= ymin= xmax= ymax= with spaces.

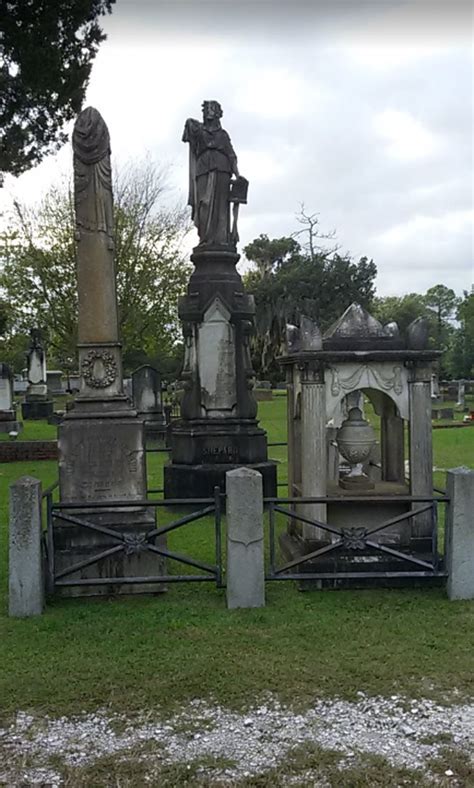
xmin=383 ymin=321 xmax=400 ymax=337
xmin=285 ymin=323 xmax=300 ymax=354
xmin=300 ymin=315 xmax=322 ymax=351
xmin=406 ymin=316 xmax=430 ymax=350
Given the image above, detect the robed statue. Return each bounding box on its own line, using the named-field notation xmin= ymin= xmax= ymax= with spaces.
xmin=183 ymin=100 xmax=248 ymax=248
xmin=72 ymin=106 xmax=114 ymax=250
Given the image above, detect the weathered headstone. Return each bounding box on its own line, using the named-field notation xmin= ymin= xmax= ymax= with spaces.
xmin=9 ymin=476 xmax=44 ymax=617
xmin=46 ymin=370 xmax=64 ymax=396
xmin=0 ymin=363 xmax=22 ymax=433
xmin=132 ymin=365 xmax=166 ymax=443
xmin=440 ymin=408 xmax=454 ymax=420
xmin=456 ymin=380 xmax=466 ymax=409
xmin=226 ymin=467 xmax=265 ymax=609
xmin=430 ymin=373 xmax=440 ymax=400
xmin=446 ymin=467 xmax=474 ymax=600
xmin=21 ymin=329 xmax=54 ymax=420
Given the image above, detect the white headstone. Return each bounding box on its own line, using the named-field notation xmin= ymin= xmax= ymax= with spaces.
xmin=0 ymin=377 xmax=12 ymax=410
xmin=28 ymin=349 xmax=46 ymax=385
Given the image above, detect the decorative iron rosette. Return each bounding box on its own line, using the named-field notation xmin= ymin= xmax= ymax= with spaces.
xmin=81 ymin=349 xmax=117 ymax=388
xmin=341 ymin=527 xmax=367 ymax=550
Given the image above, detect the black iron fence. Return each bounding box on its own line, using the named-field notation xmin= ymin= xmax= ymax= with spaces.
xmin=42 ymin=486 xmax=223 ymax=592
xmin=265 ymin=494 xmax=449 ymax=582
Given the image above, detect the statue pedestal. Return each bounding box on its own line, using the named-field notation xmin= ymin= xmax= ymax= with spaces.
xmin=22 ymin=399 xmax=54 ymax=420
xmin=164 ymin=247 xmax=277 ymax=498
xmin=164 ymin=419 xmax=277 ymax=497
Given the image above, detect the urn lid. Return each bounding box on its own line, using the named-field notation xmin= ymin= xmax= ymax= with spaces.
xmin=341 ymin=406 xmax=367 ymax=427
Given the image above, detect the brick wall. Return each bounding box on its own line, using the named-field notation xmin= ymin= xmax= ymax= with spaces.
xmin=0 ymin=440 xmax=58 ymax=463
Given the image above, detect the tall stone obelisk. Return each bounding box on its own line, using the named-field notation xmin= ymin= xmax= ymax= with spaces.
xmin=58 ymin=106 xmax=147 ymax=505
xmin=164 ymin=101 xmax=276 ymax=498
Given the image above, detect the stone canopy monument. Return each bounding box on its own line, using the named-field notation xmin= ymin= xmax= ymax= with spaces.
xmin=164 ymin=101 xmax=276 ymax=497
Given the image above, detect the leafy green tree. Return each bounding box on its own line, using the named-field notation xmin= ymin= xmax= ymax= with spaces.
xmin=243 ymin=234 xmax=300 ymax=280
xmin=1 ymin=0 xmax=115 ymax=178
xmin=424 ymin=284 xmax=460 ymax=346
xmin=0 ymin=160 xmax=192 ymax=373
xmin=449 ymin=291 xmax=474 ymax=379
xmin=372 ymin=293 xmax=431 ymax=335
xmin=243 ymin=233 xmax=377 ymax=378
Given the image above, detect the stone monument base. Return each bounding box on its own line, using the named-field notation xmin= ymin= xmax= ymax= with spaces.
xmin=22 ymin=400 xmax=54 ymax=420
xmin=143 ymin=415 xmax=167 ymax=446
xmin=56 ymin=409 xmax=166 ymax=596
xmin=165 ymin=418 xmax=277 ymax=498
xmin=0 ymin=413 xmax=22 ymax=433
xmin=164 ymin=459 xmax=277 ymax=499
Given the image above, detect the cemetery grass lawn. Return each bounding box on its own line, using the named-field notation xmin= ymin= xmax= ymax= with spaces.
xmin=0 ymin=399 xmax=473 ymax=721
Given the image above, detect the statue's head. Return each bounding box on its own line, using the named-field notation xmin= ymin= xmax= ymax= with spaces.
xmin=202 ymin=100 xmax=223 ymax=122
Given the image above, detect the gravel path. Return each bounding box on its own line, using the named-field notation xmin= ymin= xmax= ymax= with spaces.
xmin=1 ymin=693 xmax=472 ymax=785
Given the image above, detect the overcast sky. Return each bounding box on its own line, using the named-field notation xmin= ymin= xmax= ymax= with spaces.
xmin=2 ymin=0 xmax=473 ymax=296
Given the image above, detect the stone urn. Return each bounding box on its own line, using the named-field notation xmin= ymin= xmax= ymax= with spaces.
xmin=336 ymin=407 xmax=376 ymax=489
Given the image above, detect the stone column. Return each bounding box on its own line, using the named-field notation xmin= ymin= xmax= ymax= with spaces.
xmin=9 ymin=476 xmax=44 ymax=617
xmin=381 ymin=398 xmax=405 ymax=483
xmin=408 ymin=362 xmax=433 ymax=540
xmin=446 ymin=467 xmax=474 ymax=600
xmin=300 ymin=361 xmax=327 ymax=542
xmin=226 ymin=467 xmax=265 ymax=609
xmin=286 ymin=365 xmax=295 ymax=498
xmin=73 ymin=106 xmax=124 ymax=403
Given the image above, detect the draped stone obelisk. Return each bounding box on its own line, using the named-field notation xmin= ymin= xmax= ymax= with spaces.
xmin=56 ymin=107 xmax=159 ymax=594
xmin=164 ymin=100 xmax=276 ymax=497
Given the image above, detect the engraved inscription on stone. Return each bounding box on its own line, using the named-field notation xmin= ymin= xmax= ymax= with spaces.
xmin=201 ymin=445 xmax=239 ymax=463
xmin=198 ymin=298 xmax=237 ymax=416
xmin=61 ymin=426 xmax=144 ymax=501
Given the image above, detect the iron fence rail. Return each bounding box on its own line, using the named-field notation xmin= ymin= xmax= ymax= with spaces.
xmin=43 ymin=487 xmax=223 ymax=591
xmin=265 ymin=494 xmax=449 ymax=582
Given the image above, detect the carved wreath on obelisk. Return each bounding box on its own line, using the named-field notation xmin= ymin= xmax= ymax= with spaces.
xmin=81 ymin=349 xmax=117 ymax=388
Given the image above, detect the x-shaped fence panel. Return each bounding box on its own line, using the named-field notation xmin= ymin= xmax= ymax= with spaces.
xmin=266 ymin=495 xmax=448 ymax=581
xmin=44 ymin=488 xmax=223 ymax=590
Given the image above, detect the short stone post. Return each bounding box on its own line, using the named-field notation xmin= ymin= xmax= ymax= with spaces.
xmin=9 ymin=476 xmax=44 ymax=617
xmin=226 ymin=467 xmax=265 ymax=609
xmin=446 ymin=467 xmax=474 ymax=600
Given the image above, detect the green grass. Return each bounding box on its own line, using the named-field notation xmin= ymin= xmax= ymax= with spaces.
xmin=0 ymin=396 xmax=473 ymax=724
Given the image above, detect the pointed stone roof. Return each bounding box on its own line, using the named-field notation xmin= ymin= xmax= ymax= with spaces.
xmin=324 ymin=303 xmax=385 ymax=340
xmin=323 ymin=303 xmax=402 ymax=350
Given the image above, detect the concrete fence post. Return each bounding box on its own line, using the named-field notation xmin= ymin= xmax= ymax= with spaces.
xmin=226 ymin=467 xmax=265 ymax=609
xmin=9 ymin=476 xmax=44 ymax=617
xmin=446 ymin=467 xmax=474 ymax=600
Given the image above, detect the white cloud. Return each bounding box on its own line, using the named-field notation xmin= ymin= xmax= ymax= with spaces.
xmin=373 ymin=110 xmax=441 ymax=161
xmin=2 ymin=1 xmax=471 ymax=298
